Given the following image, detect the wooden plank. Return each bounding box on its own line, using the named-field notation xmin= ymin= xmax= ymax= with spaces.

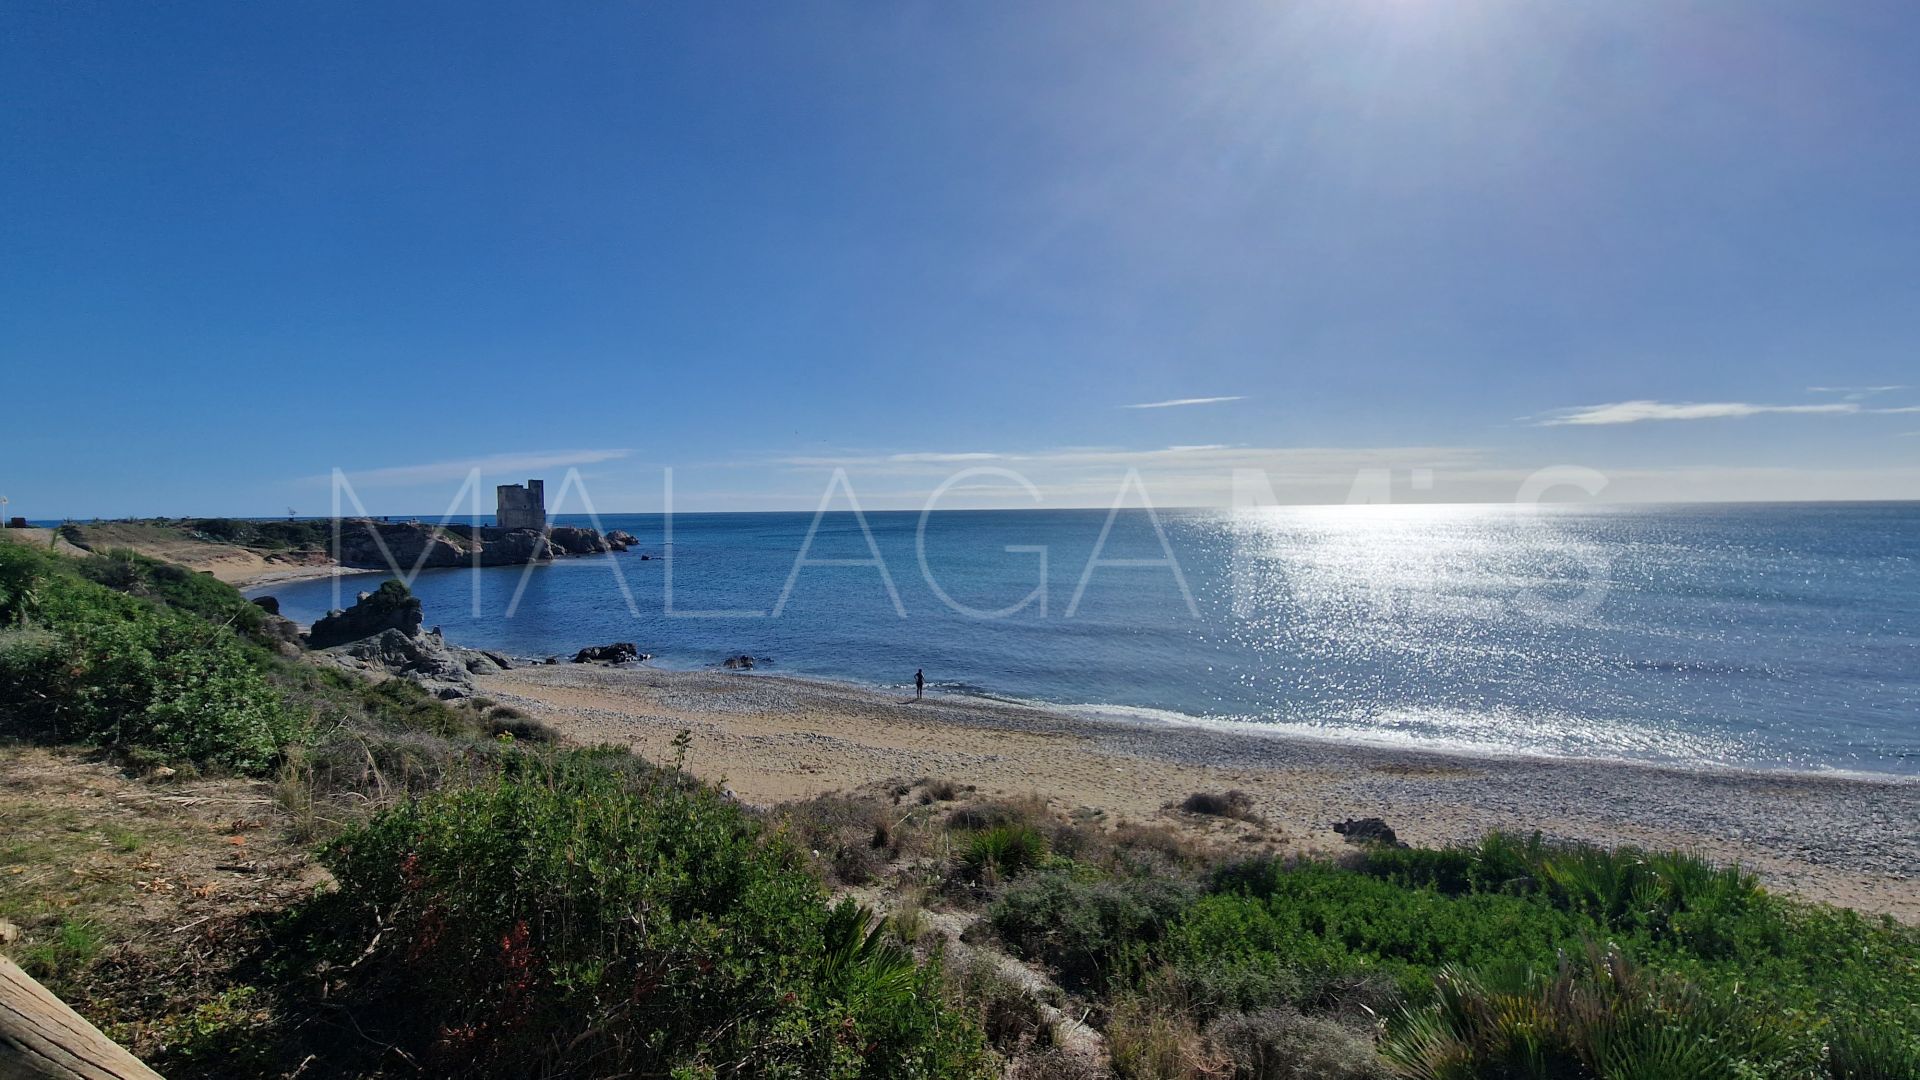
xmin=0 ymin=954 xmax=161 ymax=1080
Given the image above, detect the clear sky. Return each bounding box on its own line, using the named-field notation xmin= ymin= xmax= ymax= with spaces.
xmin=4 ymin=1 xmax=1919 ymax=517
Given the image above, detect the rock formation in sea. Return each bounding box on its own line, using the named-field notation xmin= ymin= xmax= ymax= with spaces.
xmin=573 ymin=642 xmax=647 ymax=663
xmin=327 ymin=519 xmax=628 ymax=570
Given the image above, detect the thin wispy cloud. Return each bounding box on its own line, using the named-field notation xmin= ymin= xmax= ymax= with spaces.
xmin=1538 ymin=401 xmax=1859 ymax=426
xmin=886 ymin=451 xmax=1002 ymax=463
xmin=1121 ymin=395 xmax=1248 ymax=410
xmin=1809 ymin=385 xmax=1909 ymax=400
xmin=308 ymin=448 xmax=632 ymax=487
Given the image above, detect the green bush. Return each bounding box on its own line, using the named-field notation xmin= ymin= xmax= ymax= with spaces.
xmin=320 ymin=750 xmax=987 ymax=1078
xmin=75 ymin=548 xmax=265 ymax=635
xmin=1380 ymin=946 xmax=1804 ymax=1080
xmin=1359 ymin=833 xmax=1767 ymax=957
xmin=1177 ymin=859 xmax=1590 ymax=1003
xmin=990 ymin=869 xmax=1194 ymax=994
xmin=961 ymin=824 xmax=1048 ymax=882
xmin=1354 ymin=834 xmax=1920 ymax=1048
xmin=0 ymin=540 xmax=299 ymax=771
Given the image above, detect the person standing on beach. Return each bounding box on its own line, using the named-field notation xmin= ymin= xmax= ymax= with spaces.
xmin=915 ymin=668 xmax=925 ymax=701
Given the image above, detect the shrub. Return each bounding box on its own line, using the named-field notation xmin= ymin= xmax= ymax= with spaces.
xmin=1826 ymin=1023 xmax=1920 ymax=1080
xmin=962 ymin=824 xmax=1048 ymax=883
xmin=991 ymin=870 xmax=1195 ymax=994
xmin=0 ymin=542 xmax=299 ymax=771
xmin=75 ymin=548 xmax=266 ymax=636
xmin=1354 ymin=834 xmax=1920 ymax=1039
xmin=947 ymin=797 xmax=1046 ymax=832
xmin=1174 ymin=860 xmax=1588 ymax=1001
xmin=320 ymin=750 xmax=988 ymax=1078
xmin=1173 ymin=790 xmax=1260 ymax=822
xmin=779 ymin=791 xmax=911 ymax=885
xmin=945 ymin=957 xmax=1055 ymax=1058
xmin=1380 ymin=946 xmax=1802 ymax=1080
xmin=1106 ymin=993 xmax=1229 ymax=1080
xmin=1208 ymin=1007 xmax=1387 ymax=1080
xmin=484 ymin=712 xmax=558 ymax=742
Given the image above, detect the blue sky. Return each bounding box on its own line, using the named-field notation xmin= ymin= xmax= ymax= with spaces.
xmin=4 ymin=1 xmax=1919 ymax=517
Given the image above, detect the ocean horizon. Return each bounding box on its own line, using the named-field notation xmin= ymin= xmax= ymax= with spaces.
xmin=250 ymin=500 xmax=1920 ymax=780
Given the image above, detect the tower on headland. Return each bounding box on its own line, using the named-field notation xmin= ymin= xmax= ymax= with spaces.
xmin=496 ymin=479 xmax=546 ymax=531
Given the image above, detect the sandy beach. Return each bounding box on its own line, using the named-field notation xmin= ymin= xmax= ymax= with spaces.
xmin=478 ymin=662 xmax=1920 ymax=922
xmin=231 ymin=562 xmax=380 ymax=591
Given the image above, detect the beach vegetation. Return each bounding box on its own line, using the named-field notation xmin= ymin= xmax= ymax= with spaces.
xmin=0 ymin=537 xmax=298 ymax=772
xmin=990 ymin=868 xmax=1195 ymax=995
xmin=1171 ymin=789 xmax=1262 ymax=822
xmin=943 ymin=955 xmax=1057 ymax=1060
xmin=961 ymin=823 xmax=1049 ymax=883
xmin=977 ymin=832 xmax=1920 ymax=1079
xmin=316 ymin=748 xmax=989 ymax=1078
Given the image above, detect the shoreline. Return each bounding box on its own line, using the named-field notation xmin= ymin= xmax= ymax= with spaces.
xmin=739 ymin=665 xmax=1920 ymax=788
xmin=233 ymin=562 xmax=380 ymax=591
xmin=496 ymin=650 xmax=1920 ymax=787
xmin=480 ymin=661 xmax=1920 ymax=922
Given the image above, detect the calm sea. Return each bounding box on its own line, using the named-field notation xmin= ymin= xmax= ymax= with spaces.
xmin=255 ymin=503 xmax=1920 ymax=778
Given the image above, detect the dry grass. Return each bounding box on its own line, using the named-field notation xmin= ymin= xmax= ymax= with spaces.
xmin=0 ymin=746 xmax=326 ymax=1070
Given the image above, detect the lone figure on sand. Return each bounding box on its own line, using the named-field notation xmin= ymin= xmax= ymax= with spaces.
xmin=915 ymin=668 xmax=925 ymax=701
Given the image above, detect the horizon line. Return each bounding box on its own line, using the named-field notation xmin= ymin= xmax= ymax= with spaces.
xmin=20 ymin=494 xmax=1920 ymax=524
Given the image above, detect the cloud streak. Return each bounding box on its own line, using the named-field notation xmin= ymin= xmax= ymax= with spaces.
xmin=311 ymin=448 xmax=632 ymax=487
xmin=1121 ymin=395 xmax=1247 ymax=409
xmin=1538 ymin=400 xmax=1859 ymax=426
xmin=1809 ymin=385 xmax=1908 ymax=400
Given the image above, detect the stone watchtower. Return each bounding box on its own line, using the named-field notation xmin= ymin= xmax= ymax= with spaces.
xmin=496 ymin=479 xmax=547 ymax=531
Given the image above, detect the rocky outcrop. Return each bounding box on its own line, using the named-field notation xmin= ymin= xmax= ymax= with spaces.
xmin=547 ymin=526 xmax=609 ymax=556
xmin=327 ymin=520 xmax=627 ymax=570
xmin=331 ymin=522 xmax=472 ymax=570
xmin=572 ymin=642 xmax=647 ymax=664
xmin=302 ymin=582 xmax=514 ymax=698
xmin=473 ymin=528 xmax=558 ymax=565
xmin=251 ymin=595 xmax=280 ymax=616
xmin=606 ymin=530 xmax=637 ymax=551
xmin=721 ymin=654 xmax=759 ymax=670
xmin=307 ymin=581 xmax=423 ymax=649
xmin=319 ymin=627 xmax=481 ymax=698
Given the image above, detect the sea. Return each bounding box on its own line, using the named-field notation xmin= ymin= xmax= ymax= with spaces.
xmin=253 ymin=503 xmax=1920 ymax=779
